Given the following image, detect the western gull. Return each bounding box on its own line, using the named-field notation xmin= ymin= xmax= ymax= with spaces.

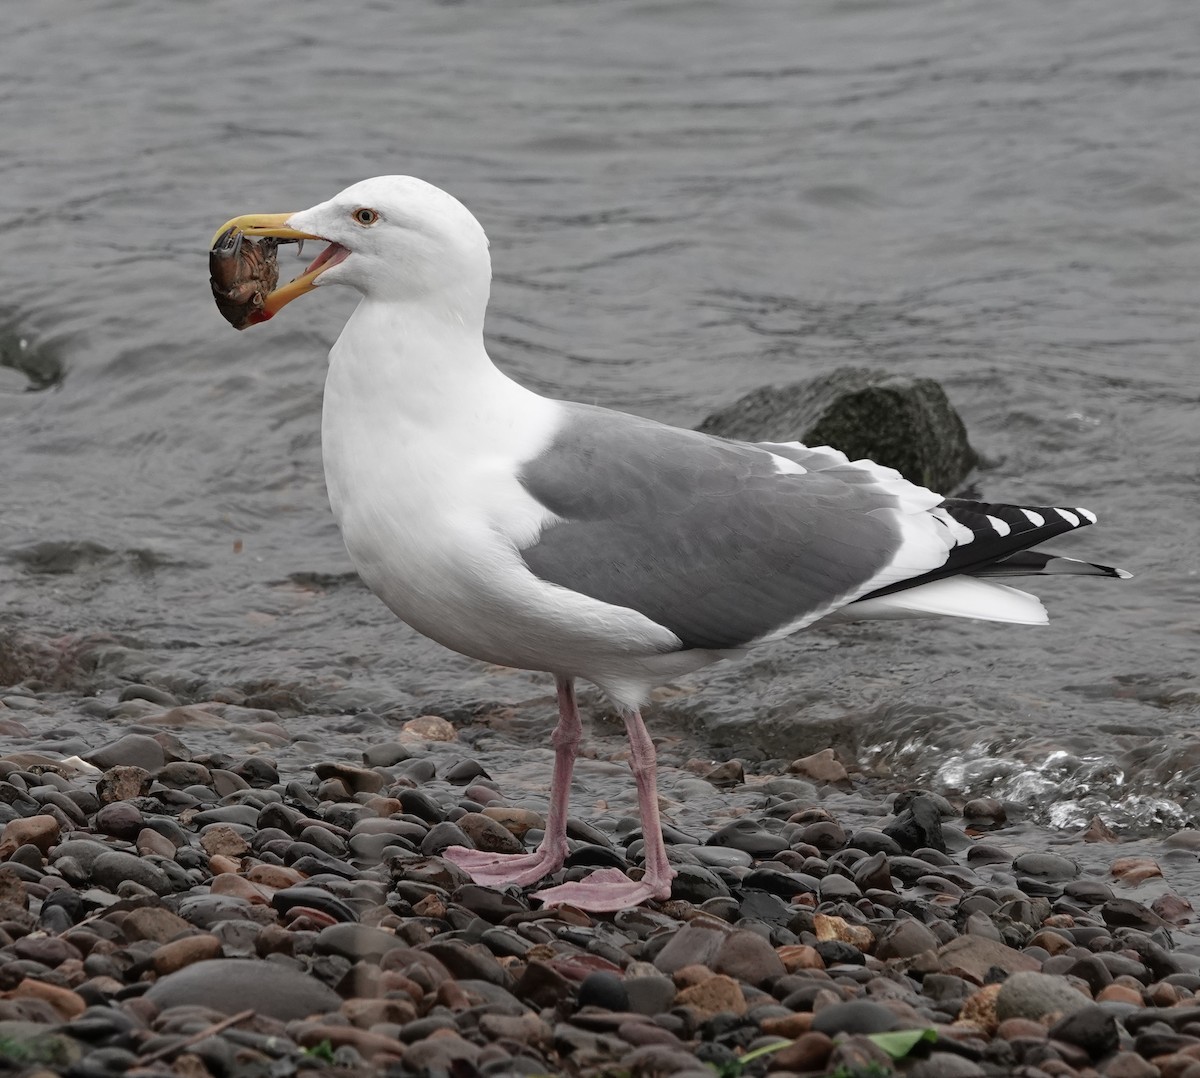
xmin=212 ymin=176 xmax=1130 ymax=912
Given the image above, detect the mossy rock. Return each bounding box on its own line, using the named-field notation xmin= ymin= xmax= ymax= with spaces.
xmin=697 ymin=367 xmax=977 ymax=493
xmin=0 ymin=1021 xmax=83 ymax=1067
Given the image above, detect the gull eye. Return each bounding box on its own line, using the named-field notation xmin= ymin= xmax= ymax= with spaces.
xmin=352 ymin=207 xmax=380 ymax=226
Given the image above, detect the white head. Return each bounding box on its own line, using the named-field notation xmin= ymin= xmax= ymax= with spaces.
xmin=214 ymin=176 xmax=492 ymax=326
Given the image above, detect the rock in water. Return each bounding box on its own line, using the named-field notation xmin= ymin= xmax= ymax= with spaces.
xmin=697 ymin=367 xmax=978 ymax=492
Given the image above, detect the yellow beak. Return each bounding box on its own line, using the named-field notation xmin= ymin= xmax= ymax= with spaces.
xmin=209 ymin=213 xmax=317 ymax=247
xmin=210 ymin=213 xmax=330 ymax=323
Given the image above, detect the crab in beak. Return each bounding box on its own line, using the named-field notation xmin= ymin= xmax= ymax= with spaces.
xmin=209 ymin=213 xmax=348 ymax=330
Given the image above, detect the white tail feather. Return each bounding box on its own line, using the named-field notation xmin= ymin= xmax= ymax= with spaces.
xmin=831 ymin=576 xmax=1049 ymax=626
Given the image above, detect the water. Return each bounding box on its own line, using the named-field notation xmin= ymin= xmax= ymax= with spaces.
xmin=1 ymin=0 xmax=1197 ymax=831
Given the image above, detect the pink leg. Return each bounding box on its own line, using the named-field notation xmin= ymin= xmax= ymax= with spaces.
xmin=443 ymin=676 xmax=580 ymax=886
xmin=533 ymin=707 xmax=675 ymax=912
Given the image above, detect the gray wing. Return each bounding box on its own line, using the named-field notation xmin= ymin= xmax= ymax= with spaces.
xmin=516 ymin=402 xmax=928 ymax=651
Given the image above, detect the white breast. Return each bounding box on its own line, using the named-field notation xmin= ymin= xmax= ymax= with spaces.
xmin=318 ymin=299 xmax=681 ymax=678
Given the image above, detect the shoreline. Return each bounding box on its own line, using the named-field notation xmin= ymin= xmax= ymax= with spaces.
xmin=0 ymin=666 xmax=1196 ymax=1075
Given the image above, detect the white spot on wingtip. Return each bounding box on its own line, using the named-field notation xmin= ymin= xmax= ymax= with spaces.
xmin=1076 ymin=507 xmax=1097 ymax=524
xmin=985 ymin=514 xmax=1011 ymax=537
xmin=1055 ymin=508 xmax=1080 ymax=527
xmin=931 ymin=507 xmax=973 ymax=544
xmin=1116 ymin=568 xmax=1133 ymax=579
xmin=1021 ymin=509 xmax=1045 ymax=527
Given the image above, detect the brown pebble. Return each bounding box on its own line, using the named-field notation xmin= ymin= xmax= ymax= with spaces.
xmin=200 ymin=824 xmax=251 ymax=859
xmin=152 ymin=934 xmax=222 ymax=975
xmin=997 ymin=1017 xmax=1047 ymax=1040
xmin=481 ymin=807 xmax=544 ymax=838
xmin=1154 ymin=893 xmax=1195 ymax=925
xmin=760 ymin=1012 xmax=814 ymax=1038
xmin=95 ymin=765 xmax=153 ymax=804
xmin=1029 ymin=929 xmax=1075 ymax=955
xmin=363 ymin=796 xmax=402 ymax=817
xmin=675 ymin=974 xmax=746 ymax=1019
xmin=714 ymin=928 xmax=787 ymax=987
xmin=209 ymin=874 xmax=272 ymax=903
xmin=245 ymin=864 xmax=305 ymax=888
xmin=1110 ymin=856 xmax=1163 ymax=884
xmin=136 ymin=828 xmax=178 ymax=858
xmin=0 ymin=815 xmax=60 ymax=858
xmin=455 ymin=812 xmax=524 ymax=854
xmin=671 ymin=963 xmax=715 ymax=988
xmin=401 ymin=714 xmax=456 ymax=742
xmin=6 ymin=978 xmax=86 ymax=1019
xmin=766 ymin=1031 xmax=834 ymax=1073
xmin=340 ymin=997 xmax=417 ymax=1028
xmin=777 ymin=944 xmax=825 ymax=972
xmin=13 ymin=936 xmax=81 ymax=968
xmin=703 ymin=760 xmax=745 ymax=786
xmin=1082 ymin=815 xmax=1118 ymax=842
xmin=958 ymin=983 xmax=1002 ymax=1035
xmin=937 ymin=935 xmax=1041 ymax=983
xmin=207 ymin=854 xmax=243 ymax=876
xmin=811 ymin=987 xmax=843 ymax=1011
xmin=122 ymin=906 xmax=193 ymax=943
xmin=412 ymin=893 xmax=448 ymax=919
xmin=788 ymin=748 xmax=849 ymax=784
xmin=963 ymin=796 xmax=1007 ymax=824
xmin=284 ymin=909 xmax=339 ymax=930
xmin=813 ymin=912 xmax=873 ymax=951
xmin=1041 ymin=1060 xmax=1085 ymax=1076
xmin=379 ymin=971 xmax=425 ymax=1005
xmin=1098 ymin=984 xmax=1143 ymax=1006
xmin=1147 ymin=981 xmax=1180 ymax=1006
xmin=313 ymin=761 xmax=384 ymax=794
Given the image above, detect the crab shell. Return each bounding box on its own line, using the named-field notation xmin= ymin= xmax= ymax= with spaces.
xmin=209 ymin=229 xmax=281 ymax=330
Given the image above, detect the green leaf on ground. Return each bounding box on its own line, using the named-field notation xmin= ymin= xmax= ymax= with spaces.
xmin=866 ymin=1028 xmax=938 ymax=1058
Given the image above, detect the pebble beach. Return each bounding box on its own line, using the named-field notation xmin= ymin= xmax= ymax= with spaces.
xmin=0 ymin=631 xmax=1198 ymax=1078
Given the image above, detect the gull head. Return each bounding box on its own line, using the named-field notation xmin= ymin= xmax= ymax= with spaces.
xmin=211 ymin=176 xmax=492 ymax=324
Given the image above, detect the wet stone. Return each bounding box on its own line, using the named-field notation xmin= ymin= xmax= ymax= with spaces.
xmin=87 ymin=735 xmax=165 ymax=772
xmin=314 ymin=923 xmax=408 ymax=962
xmin=362 ymin=741 xmax=410 ymax=768
xmin=883 ymin=794 xmax=946 ymax=853
xmin=1013 ymin=851 xmax=1081 ymax=881
xmin=1050 ymin=1003 xmax=1120 ymax=1058
xmin=812 ymin=1000 xmax=902 ymax=1036
xmin=455 ymin=811 xmax=524 ymax=854
xmin=90 ymin=851 xmax=173 ymax=896
xmin=0 ymin=814 xmax=60 ymax=856
xmin=313 ymin=761 xmax=384 ymax=794
xmin=996 ymin=971 xmax=1090 ymax=1022
xmin=876 ymin=919 xmax=938 ymax=959
xmin=578 ymin=970 xmax=629 ymax=1010
xmin=707 ymin=820 xmax=787 ymax=857
xmin=147 ymin=957 xmax=340 ymax=1019
xmin=93 ymin=802 xmax=143 ymax=840
xmin=122 ymin=906 xmax=193 ymax=943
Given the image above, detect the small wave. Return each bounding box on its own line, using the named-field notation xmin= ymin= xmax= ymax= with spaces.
xmin=867 ymin=731 xmax=1193 ymax=835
